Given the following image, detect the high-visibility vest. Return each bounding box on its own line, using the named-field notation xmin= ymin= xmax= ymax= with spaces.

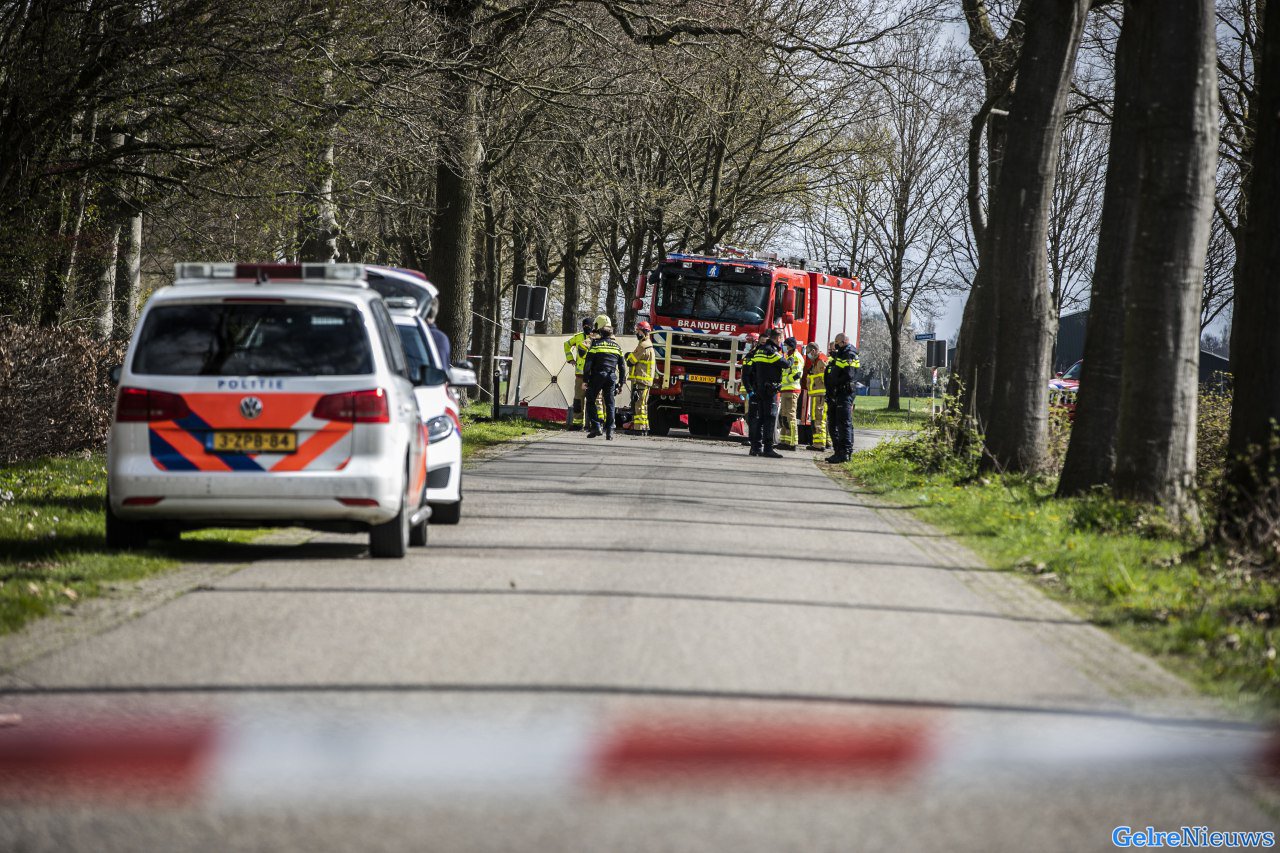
xmin=806 ymin=354 xmax=828 ymax=396
xmin=627 ymin=339 xmax=655 ymax=386
xmin=781 ymin=350 xmax=803 ymax=392
xmin=564 ymin=331 xmax=592 ymax=374
xmin=586 ymin=338 xmax=624 ymax=366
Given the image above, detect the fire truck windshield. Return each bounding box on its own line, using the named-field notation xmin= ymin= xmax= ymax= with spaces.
xmin=655 ymin=269 xmax=770 ymax=325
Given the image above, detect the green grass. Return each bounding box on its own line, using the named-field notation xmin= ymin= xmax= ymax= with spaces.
xmin=0 ymin=453 xmax=267 ymax=635
xmin=459 ymin=400 xmax=556 ymax=461
xmin=852 ymin=396 xmax=936 ymax=430
xmin=842 ymin=439 xmax=1280 ymax=712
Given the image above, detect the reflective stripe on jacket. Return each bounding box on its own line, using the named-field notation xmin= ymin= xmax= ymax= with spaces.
xmin=584 ymin=337 xmax=625 ymax=378
xmin=627 ymin=339 xmax=655 ymax=386
xmin=824 ymin=344 xmax=861 ymax=395
xmin=745 ymin=342 xmax=785 ymax=393
xmin=806 ymin=354 xmax=828 ymax=395
xmin=564 ymin=331 xmax=593 ymax=374
xmin=781 ymin=350 xmax=803 ymax=393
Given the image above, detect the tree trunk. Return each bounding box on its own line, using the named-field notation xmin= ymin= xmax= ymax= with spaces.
xmin=560 ymin=206 xmax=580 ymax=333
xmin=428 ymin=73 xmax=479 ymax=356
xmin=983 ymin=0 xmax=1091 ymax=473
xmin=1113 ymin=0 xmax=1218 ymax=524
xmin=112 ymin=207 xmax=142 ymax=340
xmin=1058 ymin=9 xmax=1143 ymax=496
xmin=92 ymin=220 xmax=122 ymax=340
xmin=298 ymin=128 xmax=339 ymax=262
xmin=887 ymin=319 xmax=902 ymax=410
xmin=1220 ymin=0 xmax=1279 ymax=537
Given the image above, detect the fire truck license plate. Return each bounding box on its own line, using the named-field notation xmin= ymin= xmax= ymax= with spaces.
xmin=209 ymin=431 xmax=298 ymax=454
xmin=685 ymin=374 xmax=717 ymax=384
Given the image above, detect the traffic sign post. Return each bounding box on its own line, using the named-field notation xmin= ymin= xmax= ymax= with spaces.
xmin=510 ymin=284 xmax=548 ymax=419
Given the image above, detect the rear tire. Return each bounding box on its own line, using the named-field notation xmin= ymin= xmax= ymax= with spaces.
xmin=649 ymin=408 xmax=672 ymax=437
xmin=710 ymin=418 xmax=733 ymax=439
xmin=370 ymin=501 xmax=409 ymax=558
xmin=104 ymin=497 xmax=149 ymax=550
xmin=409 ymin=512 xmax=429 ymax=546
xmin=431 ymin=500 xmax=462 ymax=525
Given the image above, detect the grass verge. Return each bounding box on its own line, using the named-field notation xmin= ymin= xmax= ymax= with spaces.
xmin=459 ymin=400 xmax=556 ymax=462
xmin=852 ymin=396 xmax=934 ymax=430
xmin=0 ymin=453 xmax=267 ymax=636
xmin=843 ymin=438 xmax=1280 ymax=713
xmin=0 ymin=408 xmax=555 ymax=636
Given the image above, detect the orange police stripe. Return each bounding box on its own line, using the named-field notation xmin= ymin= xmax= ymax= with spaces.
xmin=153 ymin=421 xmax=233 ymax=472
xmin=270 ymin=422 xmax=351 ymax=472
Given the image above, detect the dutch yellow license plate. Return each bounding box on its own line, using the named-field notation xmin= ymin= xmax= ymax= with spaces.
xmin=685 ymin=374 xmax=717 ymax=384
xmin=210 ymin=431 xmax=297 ymax=454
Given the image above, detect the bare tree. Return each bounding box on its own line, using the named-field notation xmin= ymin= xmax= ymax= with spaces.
xmin=1112 ymin=0 xmax=1218 ymax=524
xmin=982 ymin=0 xmax=1092 ymax=473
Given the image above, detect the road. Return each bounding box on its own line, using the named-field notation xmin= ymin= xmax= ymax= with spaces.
xmin=1 ymin=428 xmax=1275 ymax=851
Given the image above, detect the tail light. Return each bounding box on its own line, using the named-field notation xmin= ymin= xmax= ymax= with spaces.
xmin=313 ymin=388 xmax=390 ymax=423
xmin=115 ymin=388 xmax=191 ymax=422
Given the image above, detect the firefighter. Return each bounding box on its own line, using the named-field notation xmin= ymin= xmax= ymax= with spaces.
xmin=823 ymin=333 xmax=861 ymax=463
xmin=564 ymin=318 xmax=595 ymax=430
xmin=803 ymin=342 xmax=829 ymax=451
xmin=777 ymin=337 xmax=803 ymax=450
xmin=583 ymin=324 xmax=626 ymax=440
xmin=743 ymin=328 xmax=785 ymax=458
xmin=626 ymin=321 xmax=655 ymax=435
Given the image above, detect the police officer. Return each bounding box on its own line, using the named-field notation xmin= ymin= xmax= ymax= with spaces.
xmin=743 ymin=328 xmax=786 ymax=458
xmin=583 ymin=323 xmax=626 ymax=440
xmin=777 ymin=337 xmax=803 ymax=450
xmin=736 ymin=332 xmax=759 ymax=435
xmin=823 ymin=333 xmax=861 ymax=463
xmin=626 ymin=321 xmax=655 ymax=435
xmin=564 ymin=318 xmax=595 ymax=430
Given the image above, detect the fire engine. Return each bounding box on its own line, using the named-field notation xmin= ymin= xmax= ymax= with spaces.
xmin=631 ymin=249 xmax=863 ymax=437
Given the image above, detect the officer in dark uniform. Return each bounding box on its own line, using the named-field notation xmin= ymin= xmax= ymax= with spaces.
xmin=824 ymin=333 xmax=861 ymax=463
xmin=743 ymin=328 xmax=786 ymax=458
xmin=583 ymin=324 xmax=626 ymax=440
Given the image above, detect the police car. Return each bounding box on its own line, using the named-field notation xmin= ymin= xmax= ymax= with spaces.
xmin=106 ymin=262 xmax=430 ymax=558
xmin=387 ymin=300 xmax=472 ymax=524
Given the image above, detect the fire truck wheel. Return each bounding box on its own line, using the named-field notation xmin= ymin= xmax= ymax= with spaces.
xmin=687 ymin=415 xmax=709 ymax=437
xmin=649 ymin=409 xmax=672 ymax=437
xmin=710 ymin=418 xmax=734 ymax=439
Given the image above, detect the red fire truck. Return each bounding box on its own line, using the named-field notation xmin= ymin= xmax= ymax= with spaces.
xmin=631 ymin=250 xmax=863 ymax=437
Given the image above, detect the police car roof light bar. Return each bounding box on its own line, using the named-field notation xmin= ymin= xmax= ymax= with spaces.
xmin=174 ymin=262 xmax=367 ymax=286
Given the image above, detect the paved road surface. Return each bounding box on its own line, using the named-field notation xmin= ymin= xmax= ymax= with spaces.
xmin=1 ymin=429 xmax=1275 ymax=851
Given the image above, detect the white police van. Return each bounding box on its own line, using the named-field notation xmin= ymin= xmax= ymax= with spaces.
xmin=106 ymin=262 xmax=430 ymax=558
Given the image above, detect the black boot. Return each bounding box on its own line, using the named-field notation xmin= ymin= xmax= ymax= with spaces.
xmin=762 ymin=449 xmax=783 ymax=459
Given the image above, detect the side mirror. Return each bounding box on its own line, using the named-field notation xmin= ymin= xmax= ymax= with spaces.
xmin=109 ymin=365 xmax=122 ymax=385
xmin=782 ymin=289 xmax=796 ymax=314
xmin=783 ymin=312 xmax=795 ymax=324
xmin=1055 ymin=371 xmax=1063 ymax=379
xmin=416 ymin=364 xmax=449 ymax=386
xmin=631 ymin=297 xmax=644 ymax=312
xmin=447 ymin=365 xmax=478 ymax=388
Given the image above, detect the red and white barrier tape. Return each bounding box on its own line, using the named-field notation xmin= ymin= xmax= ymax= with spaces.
xmin=0 ymin=713 xmax=1274 ymax=804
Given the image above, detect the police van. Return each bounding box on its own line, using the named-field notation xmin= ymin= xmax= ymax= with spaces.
xmin=106 ymin=262 xmax=430 ymax=558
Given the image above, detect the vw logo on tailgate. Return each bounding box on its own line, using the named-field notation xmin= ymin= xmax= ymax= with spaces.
xmin=239 ymin=396 xmax=264 ymax=420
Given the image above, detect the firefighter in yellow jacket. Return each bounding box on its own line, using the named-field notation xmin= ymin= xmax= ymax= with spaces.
xmin=803 ymin=342 xmax=828 ymax=451
xmin=563 ymin=317 xmax=604 ymax=429
xmin=626 ymin=321 xmax=655 ymax=435
xmin=777 ymin=337 xmax=804 ymax=450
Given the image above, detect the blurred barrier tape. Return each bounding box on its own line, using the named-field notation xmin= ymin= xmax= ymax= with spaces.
xmin=0 ymin=713 xmax=1275 ymax=804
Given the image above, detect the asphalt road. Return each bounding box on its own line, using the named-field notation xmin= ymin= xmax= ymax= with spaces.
xmin=1 ymin=428 xmax=1275 ymax=851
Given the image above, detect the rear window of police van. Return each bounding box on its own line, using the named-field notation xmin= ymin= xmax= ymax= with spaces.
xmin=131 ymin=303 xmax=375 ymax=376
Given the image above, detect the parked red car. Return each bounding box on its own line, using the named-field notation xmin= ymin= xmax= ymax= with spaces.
xmin=1049 ymin=360 xmax=1081 ymax=421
